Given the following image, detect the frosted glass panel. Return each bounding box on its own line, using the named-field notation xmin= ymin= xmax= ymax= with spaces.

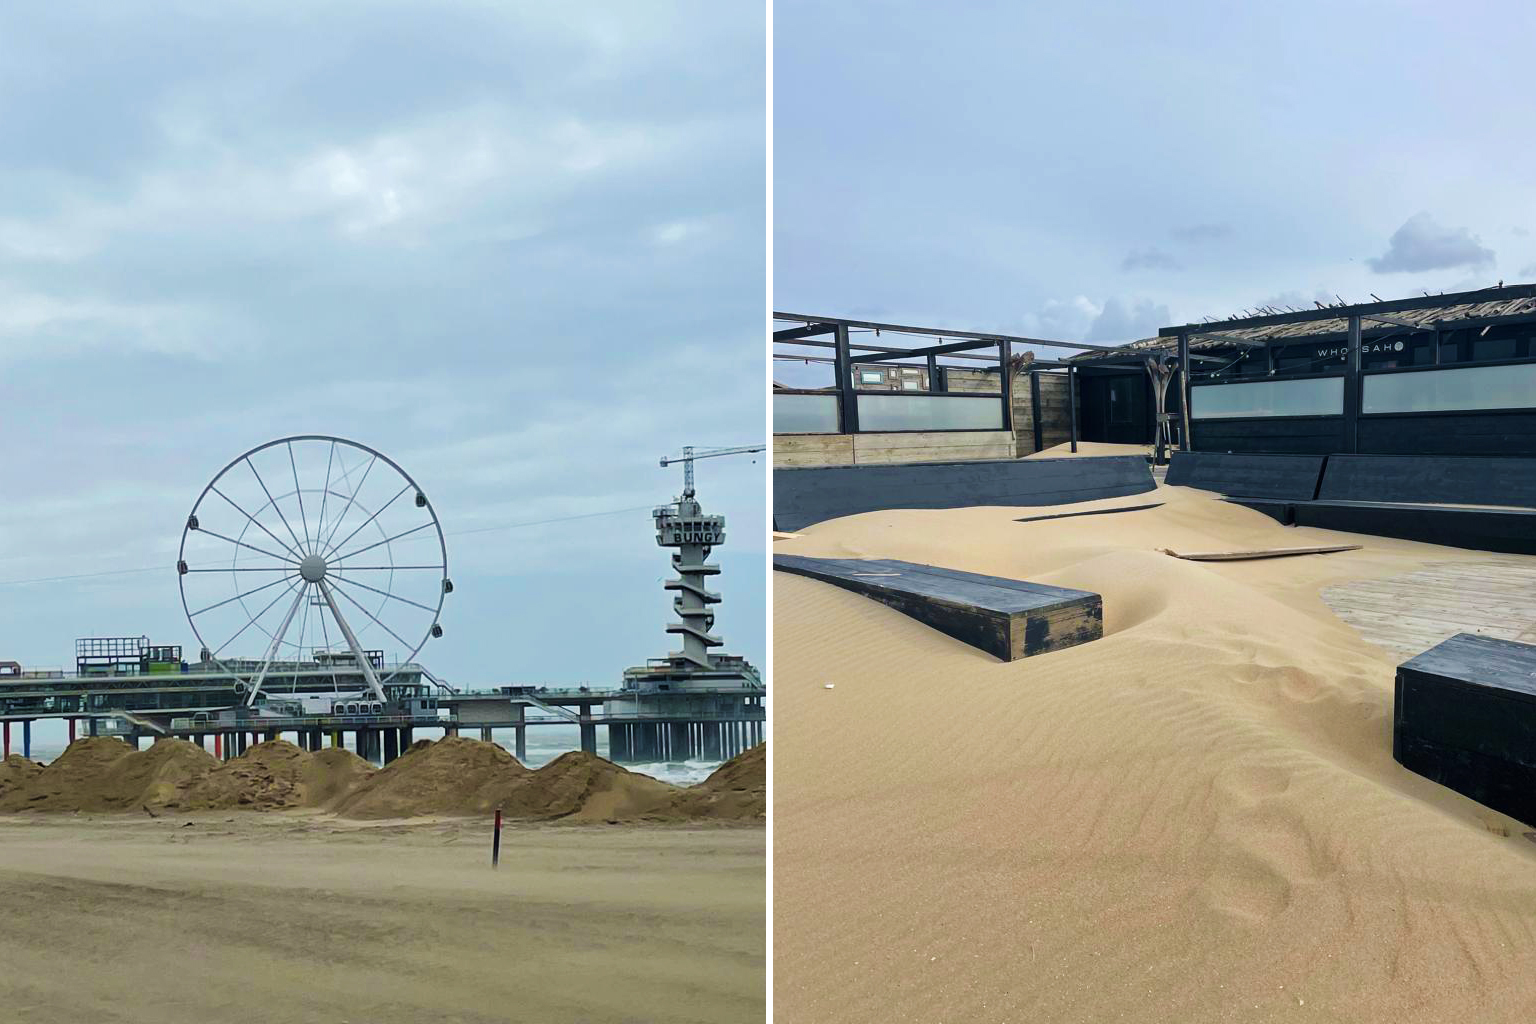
xmin=1192 ymin=377 xmax=1343 ymax=419
xmin=857 ymin=394 xmax=1003 ymax=431
xmin=774 ymin=393 xmax=841 ymax=433
xmin=1363 ymin=362 xmax=1536 ymax=414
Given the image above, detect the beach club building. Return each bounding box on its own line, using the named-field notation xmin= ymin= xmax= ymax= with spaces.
xmin=772 ymin=284 xmax=1536 ymax=464
xmin=1076 ymin=284 xmax=1536 ymax=458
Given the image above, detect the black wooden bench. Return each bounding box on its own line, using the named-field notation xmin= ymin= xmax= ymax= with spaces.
xmin=773 ymin=456 xmax=1155 ymax=532
xmin=1165 ymin=452 xmax=1536 ymax=553
xmin=772 ymin=554 xmax=1102 ymax=661
xmin=1395 ymin=633 xmax=1536 ymax=826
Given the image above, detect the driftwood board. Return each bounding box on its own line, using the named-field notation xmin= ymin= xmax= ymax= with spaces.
xmin=773 ymin=554 xmax=1102 ymax=661
xmin=1160 ymin=544 xmax=1361 ymax=562
xmin=1015 ymin=502 xmax=1164 ymax=524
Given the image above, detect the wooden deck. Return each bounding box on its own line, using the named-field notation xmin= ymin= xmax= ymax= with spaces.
xmin=1321 ymin=558 xmax=1536 ymax=660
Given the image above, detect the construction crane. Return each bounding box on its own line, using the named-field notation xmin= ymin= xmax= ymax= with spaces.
xmin=659 ymin=444 xmax=765 ymax=499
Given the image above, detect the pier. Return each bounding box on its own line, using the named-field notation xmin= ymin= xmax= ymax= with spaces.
xmin=0 ymin=656 xmax=764 ymax=765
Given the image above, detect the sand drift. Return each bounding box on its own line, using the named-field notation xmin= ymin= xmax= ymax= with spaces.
xmin=0 ymin=736 xmax=764 ymax=823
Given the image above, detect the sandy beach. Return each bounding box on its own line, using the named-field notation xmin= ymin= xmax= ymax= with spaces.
xmin=0 ymin=813 xmax=764 ymax=1024
xmin=773 ymin=479 xmax=1536 ymax=1023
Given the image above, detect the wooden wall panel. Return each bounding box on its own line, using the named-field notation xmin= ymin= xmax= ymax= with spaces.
xmin=772 ymin=430 xmax=1015 ymax=467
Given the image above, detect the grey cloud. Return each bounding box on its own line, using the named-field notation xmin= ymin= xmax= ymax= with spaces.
xmin=1367 ymin=213 xmax=1494 ymax=273
xmin=1085 ymin=297 xmax=1171 ymax=343
xmin=1120 ymin=247 xmax=1182 ymax=272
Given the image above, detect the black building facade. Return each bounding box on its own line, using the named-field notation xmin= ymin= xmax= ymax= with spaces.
xmin=1070 ymin=285 xmax=1536 ymax=458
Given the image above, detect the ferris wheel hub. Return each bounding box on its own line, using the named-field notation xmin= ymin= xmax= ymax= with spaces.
xmin=299 ymin=554 xmax=329 ymax=583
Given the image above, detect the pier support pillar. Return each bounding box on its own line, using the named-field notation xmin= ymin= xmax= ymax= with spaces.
xmin=383 ymin=728 xmax=400 ymax=764
xmin=480 ymin=727 xmax=493 ymax=743
xmin=579 ymin=722 xmax=596 ymax=755
xmin=331 ymin=729 xmax=341 ymax=748
xmin=514 ymin=726 xmax=526 ymax=763
xmin=444 ymin=724 xmax=457 ymax=737
xmin=402 ymin=726 xmax=414 ymax=750
xmin=214 ymin=733 xmax=223 ymax=760
xmin=88 ymin=717 xmax=99 ymax=738
xmin=67 ymin=718 xmax=75 ymax=744
xmin=703 ymin=722 xmax=721 ymax=760
xmin=2 ymin=721 xmax=8 ymax=758
xmin=610 ymin=724 xmax=630 ymax=763
xmin=22 ymin=720 xmax=32 ymax=759
xmin=670 ymin=722 xmax=689 ymax=762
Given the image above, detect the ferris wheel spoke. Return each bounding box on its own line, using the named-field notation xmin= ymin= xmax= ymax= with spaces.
xmin=317 ymin=579 xmax=387 ymax=702
xmin=315 ymin=440 xmax=336 ymax=551
xmin=245 ymin=457 xmax=307 ymax=557
xmin=329 ymin=575 xmax=417 ymax=652
xmin=320 ymin=453 xmax=379 ymax=553
xmin=287 ymin=441 xmax=311 ymax=553
xmin=189 ymin=571 xmax=299 ymax=618
xmin=326 ymin=482 xmax=410 ymax=560
xmin=331 ymin=573 xmax=437 ymax=613
xmin=293 ymin=579 xmax=313 ymax=661
xmin=195 ymin=526 xmax=301 ymax=566
xmin=316 ymin=592 xmax=336 ymax=660
xmin=213 ymin=576 xmax=302 ymax=656
xmin=183 ymin=566 xmax=295 ymax=573
xmin=246 ymin=584 xmax=308 ymax=707
xmin=332 ymin=520 xmax=433 ymax=564
xmin=210 ymin=486 xmax=303 ymax=561
xmin=332 ymin=565 xmax=442 ymax=571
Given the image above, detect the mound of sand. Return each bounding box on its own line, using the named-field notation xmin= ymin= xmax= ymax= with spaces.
xmin=0 ymin=737 xmax=218 ymax=813
xmin=510 ymin=750 xmax=696 ymax=824
xmin=670 ymin=744 xmax=766 ymax=821
xmin=181 ymin=739 xmax=375 ymax=811
xmin=773 ymin=482 xmax=1536 ymax=1022
xmin=329 ymin=736 xmax=527 ymax=819
xmin=0 ymin=734 xmax=763 ymax=825
xmin=331 ymin=737 xmax=767 ymax=822
xmin=0 ymin=753 xmax=44 ymax=800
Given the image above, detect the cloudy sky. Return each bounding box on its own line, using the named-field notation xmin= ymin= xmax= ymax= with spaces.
xmin=774 ymin=0 xmax=1536 ymax=382
xmin=0 ymin=3 xmax=765 ymax=698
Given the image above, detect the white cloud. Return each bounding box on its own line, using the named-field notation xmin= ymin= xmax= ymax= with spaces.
xmin=1367 ymin=212 xmax=1495 ymax=273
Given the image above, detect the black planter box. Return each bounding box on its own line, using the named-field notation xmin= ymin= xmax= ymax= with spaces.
xmin=1394 ymin=633 xmax=1536 ymax=826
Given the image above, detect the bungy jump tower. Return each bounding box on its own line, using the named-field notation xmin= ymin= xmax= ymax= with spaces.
xmin=605 ymin=445 xmax=766 ymax=764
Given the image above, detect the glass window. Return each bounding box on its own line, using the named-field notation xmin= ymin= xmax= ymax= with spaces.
xmin=773 ymin=393 xmax=841 ymax=433
xmin=857 ymin=394 xmax=1003 ymax=431
xmin=1191 ymin=376 xmax=1344 ymax=419
xmin=859 ymin=370 xmax=885 ymax=385
xmin=1470 ymin=335 xmax=1517 ymax=362
xmin=1362 ymin=362 xmax=1536 ymax=414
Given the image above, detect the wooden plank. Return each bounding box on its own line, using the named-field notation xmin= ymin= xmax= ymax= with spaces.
xmin=772 ymin=433 xmax=854 ymax=468
xmin=854 ymin=445 xmax=1015 ymax=465
xmin=1323 ymin=560 xmax=1536 ymax=661
xmin=772 ymin=555 xmax=1103 ymax=661
xmin=772 ymin=531 xmax=802 ymax=541
xmin=853 ymin=430 xmax=1014 ymax=449
xmin=1161 ymin=544 xmax=1362 ymax=561
xmin=1015 ymin=502 xmax=1165 ymax=524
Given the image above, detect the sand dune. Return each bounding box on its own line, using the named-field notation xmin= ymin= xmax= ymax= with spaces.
xmin=773 ymin=482 xmax=1536 ymax=1023
xmin=0 ymin=735 xmax=765 ymax=823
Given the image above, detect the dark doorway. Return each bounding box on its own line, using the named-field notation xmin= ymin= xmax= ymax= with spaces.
xmin=1079 ymin=371 xmax=1151 ymax=444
